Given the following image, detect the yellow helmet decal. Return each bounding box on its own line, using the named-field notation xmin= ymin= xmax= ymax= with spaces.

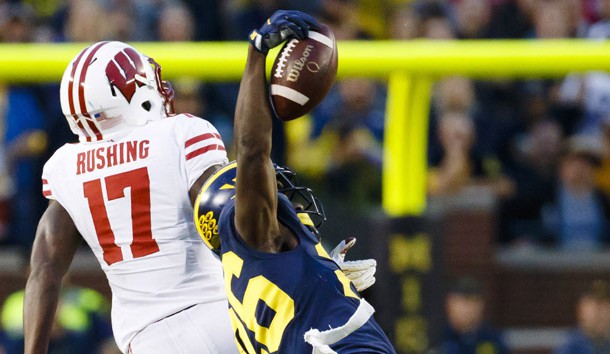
xmin=197 ymin=211 xmax=219 ymax=250
xmin=220 ymin=177 xmax=236 ymax=190
xmin=193 ymin=161 xmax=237 ymax=250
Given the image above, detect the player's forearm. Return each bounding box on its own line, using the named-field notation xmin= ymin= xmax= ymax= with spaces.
xmin=23 ymin=268 xmax=62 ymax=354
xmin=25 ymin=203 xmax=79 ymax=354
xmin=233 ymin=44 xmax=281 ymax=249
xmin=235 ymin=45 xmax=273 ymax=161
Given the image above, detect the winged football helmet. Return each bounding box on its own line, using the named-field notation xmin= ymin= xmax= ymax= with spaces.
xmin=194 ymin=161 xmax=326 ymax=250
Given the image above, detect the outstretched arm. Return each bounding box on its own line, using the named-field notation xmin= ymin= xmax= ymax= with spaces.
xmin=24 ymin=200 xmax=81 ymax=354
xmin=234 ymin=45 xmax=280 ymax=251
xmin=233 ymin=11 xmax=318 ymax=251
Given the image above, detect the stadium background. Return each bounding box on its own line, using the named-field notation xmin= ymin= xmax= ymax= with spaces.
xmin=2 ymin=0 xmax=610 ymax=353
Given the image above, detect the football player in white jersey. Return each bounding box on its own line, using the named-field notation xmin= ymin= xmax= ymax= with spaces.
xmin=23 ymin=41 xmax=238 ymax=354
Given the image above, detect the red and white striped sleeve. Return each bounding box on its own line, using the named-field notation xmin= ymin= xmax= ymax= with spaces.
xmin=176 ymin=114 xmax=228 ymax=188
xmin=41 ymin=164 xmax=55 ymax=200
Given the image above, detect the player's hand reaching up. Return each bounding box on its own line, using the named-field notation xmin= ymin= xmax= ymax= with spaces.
xmin=330 ymin=238 xmax=377 ymax=292
xmin=249 ymin=10 xmax=320 ymax=54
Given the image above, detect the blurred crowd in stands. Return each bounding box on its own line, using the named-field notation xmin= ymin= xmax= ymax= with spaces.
xmin=3 ymin=0 xmax=610 ymax=255
xmin=3 ymin=0 xmax=610 ymax=352
xmin=433 ymin=277 xmax=610 ymax=354
xmin=1 ymin=272 xmax=118 ymax=354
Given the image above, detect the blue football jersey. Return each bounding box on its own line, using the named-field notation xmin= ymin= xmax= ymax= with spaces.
xmin=218 ymin=193 xmax=395 ymax=353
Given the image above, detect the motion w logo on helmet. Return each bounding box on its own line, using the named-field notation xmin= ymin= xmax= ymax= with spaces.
xmin=105 ymin=48 xmax=148 ymax=103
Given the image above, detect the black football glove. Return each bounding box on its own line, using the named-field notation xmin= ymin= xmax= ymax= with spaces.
xmin=249 ymin=10 xmax=320 ymax=54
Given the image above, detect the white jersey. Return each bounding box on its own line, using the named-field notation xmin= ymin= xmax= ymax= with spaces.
xmin=41 ymin=114 xmax=229 ymax=352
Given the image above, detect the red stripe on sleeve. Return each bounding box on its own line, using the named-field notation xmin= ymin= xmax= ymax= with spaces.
xmin=185 ymin=144 xmax=226 ymax=161
xmin=185 ymin=133 xmax=216 ymax=148
xmin=42 ymin=179 xmax=48 ymax=184
xmin=42 ymin=190 xmax=52 ymax=197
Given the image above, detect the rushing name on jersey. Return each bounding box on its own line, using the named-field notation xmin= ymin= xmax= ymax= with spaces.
xmin=41 ymin=114 xmax=228 ymax=352
xmin=217 ymin=193 xmax=395 ymax=353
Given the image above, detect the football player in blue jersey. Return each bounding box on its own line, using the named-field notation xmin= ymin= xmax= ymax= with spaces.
xmin=193 ymin=10 xmax=396 ymax=354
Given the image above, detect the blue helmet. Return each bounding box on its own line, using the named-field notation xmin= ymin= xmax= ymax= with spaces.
xmin=193 ymin=161 xmax=326 ymax=250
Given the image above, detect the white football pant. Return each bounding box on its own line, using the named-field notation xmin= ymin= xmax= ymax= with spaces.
xmin=128 ymin=300 xmax=238 ymax=354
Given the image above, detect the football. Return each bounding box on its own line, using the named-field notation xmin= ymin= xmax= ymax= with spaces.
xmin=270 ymin=24 xmax=338 ymax=121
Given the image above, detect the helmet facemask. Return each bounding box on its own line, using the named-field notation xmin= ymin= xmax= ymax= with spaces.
xmin=274 ymin=165 xmax=326 ymax=235
xmin=148 ymin=57 xmax=175 ymax=116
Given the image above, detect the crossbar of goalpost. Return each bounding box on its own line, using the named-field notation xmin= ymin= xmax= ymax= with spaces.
xmin=4 ymin=40 xmax=610 ymax=216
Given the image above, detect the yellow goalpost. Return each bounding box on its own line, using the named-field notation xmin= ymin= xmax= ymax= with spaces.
xmin=4 ymin=40 xmax=610 ymax=216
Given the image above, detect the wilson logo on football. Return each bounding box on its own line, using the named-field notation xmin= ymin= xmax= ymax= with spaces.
xmin=105 ymin=48 xmax=148 ymax=103
xmin=287 ymin=44 xmax=315 ymax=82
